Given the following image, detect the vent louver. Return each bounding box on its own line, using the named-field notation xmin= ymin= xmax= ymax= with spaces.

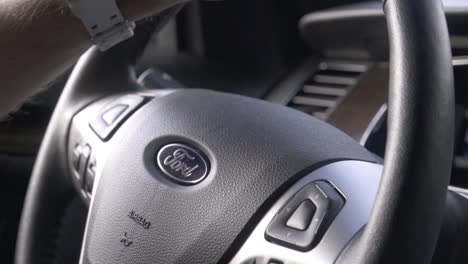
xmin=288 ymin=61 xmax=368 ymax=120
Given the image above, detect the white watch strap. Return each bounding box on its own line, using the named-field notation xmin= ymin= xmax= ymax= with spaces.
xmin=67 ymin=0 xmax=135 ymax=51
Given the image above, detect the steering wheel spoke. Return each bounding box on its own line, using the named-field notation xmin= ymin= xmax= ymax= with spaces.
xmin=67 ymin=91 xmax=173 ymax=203
xmin=231 ymin=161 xmax=382 ymax=264
xmin=70 ymin=89 xmax=378 ymax=264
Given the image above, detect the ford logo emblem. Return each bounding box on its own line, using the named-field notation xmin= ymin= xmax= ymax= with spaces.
xmin=156 ymin=143 xmax=210 ymax=185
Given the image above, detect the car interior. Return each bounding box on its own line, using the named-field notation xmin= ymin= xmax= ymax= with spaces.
xmin=2 ymin=0 xmax=468 ymax=263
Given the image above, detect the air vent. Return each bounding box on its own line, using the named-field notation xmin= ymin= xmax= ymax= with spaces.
xmin=288 ymin=61 xmax=368 ymax=120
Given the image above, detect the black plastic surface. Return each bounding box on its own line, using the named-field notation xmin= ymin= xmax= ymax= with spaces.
xmin=299 ymin=1 xmax=468 ymax=60
xmin=268 ymin=260 xmax=283 ymax=264
xmin=265 ymin=181 xmax=344 ymax=251
xmin=286 ymin=200 xmax=316 ymax=231
xmin=72 ymin=145 xmax=83 ymax=172
xmin=89 ymin=95 xmax=145 ymax=141
xmin=85 ymin=157 xmax=96 ymax=195
xmin=72 ymin=143 xmax=92 ymax=188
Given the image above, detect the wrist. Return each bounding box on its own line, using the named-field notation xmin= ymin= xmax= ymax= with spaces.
xmin=63 ymin=0 xmax=187 ymax=50
xmin=66 ymin=0 xmax=136 ymax=51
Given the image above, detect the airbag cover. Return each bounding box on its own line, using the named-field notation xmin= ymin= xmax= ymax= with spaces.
xmin=81 ymin=90 xmax=376 ymax=264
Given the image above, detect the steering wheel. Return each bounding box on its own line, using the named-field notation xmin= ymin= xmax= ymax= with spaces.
xmin=15 ymin=0 xmax=454 ymax=263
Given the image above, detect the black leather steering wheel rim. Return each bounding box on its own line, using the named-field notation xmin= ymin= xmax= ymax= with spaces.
xmin=354 ymin=0 xmax=454 ymax=262
xmin=15 ymin=0 xmax=454 ymax=263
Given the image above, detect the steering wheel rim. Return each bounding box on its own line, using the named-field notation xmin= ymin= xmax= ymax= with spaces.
xmin=15 ymin=0 xmax=454 ymax=263
xmin=354 ymin=0 xmax=454 ymax=262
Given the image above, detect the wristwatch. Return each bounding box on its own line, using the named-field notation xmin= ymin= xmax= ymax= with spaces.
xmin=66 ymin=0 xmax=135 ymax=51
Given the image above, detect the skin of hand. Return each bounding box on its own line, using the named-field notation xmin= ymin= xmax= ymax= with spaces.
xmin=0 ymin=0 xmax=188 ymax=115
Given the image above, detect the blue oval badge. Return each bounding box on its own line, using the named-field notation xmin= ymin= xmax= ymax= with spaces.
xmin=156 ymin=143 xmax=210 ymax=185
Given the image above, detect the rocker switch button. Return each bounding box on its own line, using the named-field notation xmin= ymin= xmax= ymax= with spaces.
xmin=265 ymin=181 xmax=345 ymax=251
xmin=72 ymin=144 xmax=83 ymax=171
xmin=102 ymin=104 xmax=128 ymax=126
xmin=90 ymin=95 xmax=144 ymax=141
xmin=286 ymin=199 xmax=316 ymax=231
